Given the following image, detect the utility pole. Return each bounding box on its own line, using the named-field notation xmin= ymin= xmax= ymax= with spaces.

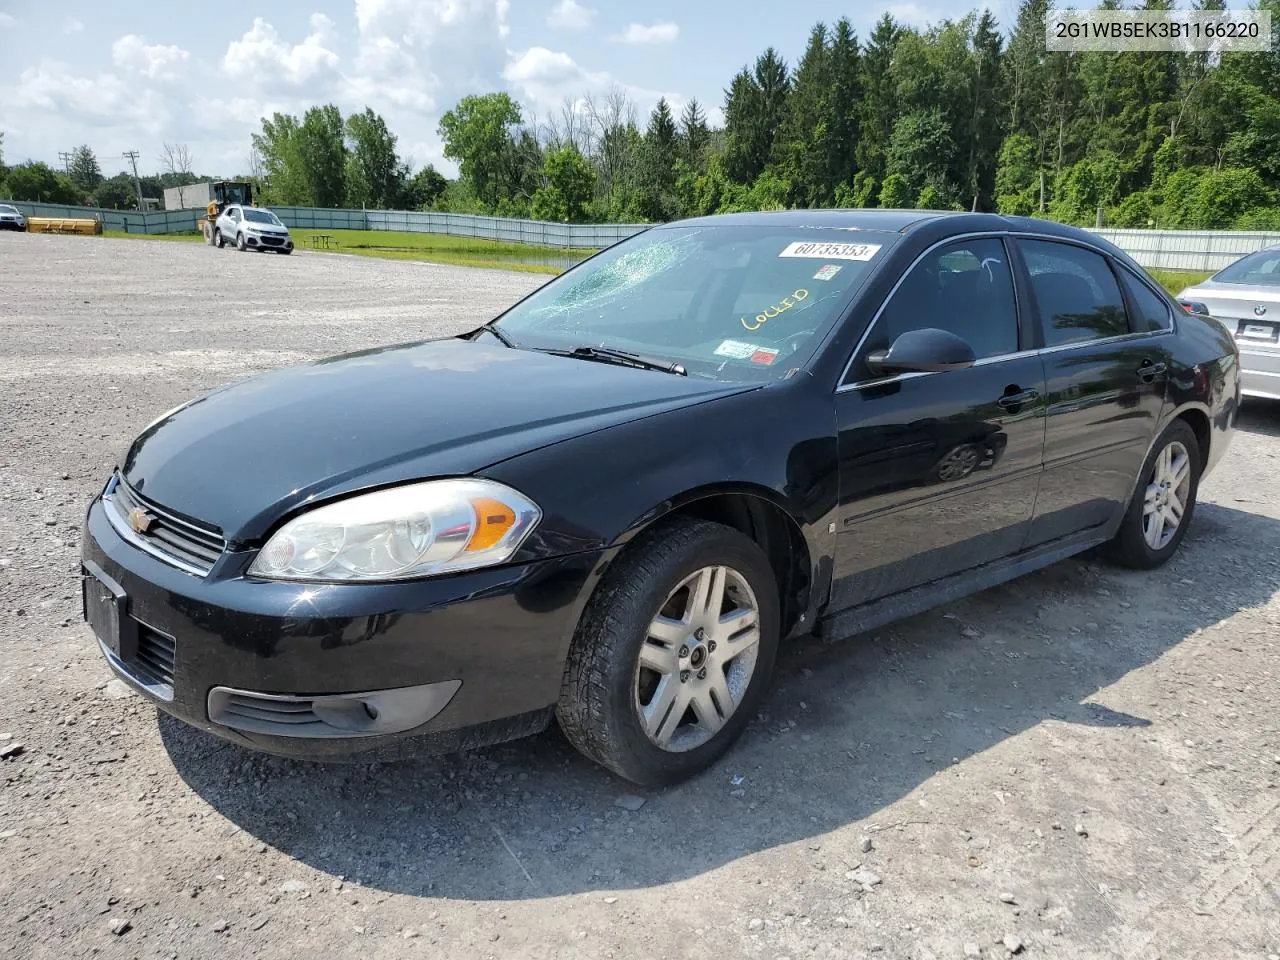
xmin=57 ymin=151 xmax=73 ymax=174
xmin=122 ymin=150 xmax=144 ymax=212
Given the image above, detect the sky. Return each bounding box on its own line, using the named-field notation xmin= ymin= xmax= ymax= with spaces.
xmin=0 ymin=0 xmax=1010 ymax=180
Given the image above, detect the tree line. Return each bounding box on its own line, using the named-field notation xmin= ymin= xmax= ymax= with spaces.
xmin=0 ymin=139 xmax=212 ymax=209
xmin=428 ymin=0 xmax=1280 ymax=230
xmin=5 ymin=0 xmax=1280 ymax=229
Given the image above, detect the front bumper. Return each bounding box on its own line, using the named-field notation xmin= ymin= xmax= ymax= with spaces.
xmin=245 ymin=232 xmax=293 ymax=251
xmin=82 ymin=496 xmax=602 ymax=759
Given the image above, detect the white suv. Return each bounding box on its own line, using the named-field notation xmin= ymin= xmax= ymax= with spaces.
xmin=213 ymin=205 xmax=293 ymax=254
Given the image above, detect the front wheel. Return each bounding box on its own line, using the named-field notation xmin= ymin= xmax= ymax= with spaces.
xmin=1102 ymin=419 xmax=1201 ymax=569
xmin=236 ymin=232 xmax=247 ymax=252
xmin=557 ymin=518 xmax=780 ymax=786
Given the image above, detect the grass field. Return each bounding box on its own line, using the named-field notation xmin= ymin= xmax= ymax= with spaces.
xmin=104 ymin=227 xmax=591 ymax=274
xmin=1149 ymin=268 xmax=1210 ymax=296
xmin=99 ymin=227 xmax=1212 ymax=291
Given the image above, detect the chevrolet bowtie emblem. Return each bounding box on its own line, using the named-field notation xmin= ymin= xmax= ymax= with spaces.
xmin=127 ymin=506 xmax=156 ymax=535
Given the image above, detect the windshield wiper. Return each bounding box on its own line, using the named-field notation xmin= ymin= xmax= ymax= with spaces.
xmin=479 ymin=322 xmax=518 ymax=348
xmin=553 ymin=345 xmax=687 ymax=376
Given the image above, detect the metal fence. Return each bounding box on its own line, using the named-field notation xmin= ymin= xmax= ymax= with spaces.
xmin=1091 ymin=228 xmax=1280 ymax=272
xmin=6 ymin=200 xmax=201 ymax=235
xmin=5 ymin=197 xmax=1280 ymax=267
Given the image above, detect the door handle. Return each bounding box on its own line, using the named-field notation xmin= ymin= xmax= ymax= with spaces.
xmin=997 ymin=387 xmax=1039 ymax=409
xmin=1137 ymin=359 xmax=1167 ymax=383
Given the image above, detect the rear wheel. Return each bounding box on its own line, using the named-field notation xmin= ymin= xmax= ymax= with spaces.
xmin=213 ymin=228 xmax=224 ymax=249
xmin=1102 ymin=419 xmax=1201 ymax=569
xmin=557 ymin=518 xmax=779 ymax=786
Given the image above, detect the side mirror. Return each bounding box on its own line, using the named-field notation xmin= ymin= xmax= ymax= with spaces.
xmin=865 ymin=328 xmax=976 ymax=376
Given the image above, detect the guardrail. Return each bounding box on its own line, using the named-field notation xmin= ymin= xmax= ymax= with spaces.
xmin=4 ymin=198 xmax=1278 ymax=268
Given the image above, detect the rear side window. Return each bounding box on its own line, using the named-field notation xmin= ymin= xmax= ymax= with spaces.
xmin=1019 ymin=239 xmax=1128 ymax=347
xmin=1120 ymin=269 xmax=1173 ymax=332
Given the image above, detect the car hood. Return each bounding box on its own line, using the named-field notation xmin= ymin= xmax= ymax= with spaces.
xmin=121 ymin=336 xmax=753 ymax=540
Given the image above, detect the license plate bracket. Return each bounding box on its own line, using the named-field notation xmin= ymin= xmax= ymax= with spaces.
xmin=1237 ymin=319 xmax=1279 ymax=342
xmin=82 ymin=561 xmax=137 ymax=661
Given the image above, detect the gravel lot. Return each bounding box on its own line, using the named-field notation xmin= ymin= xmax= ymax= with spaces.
xmin=1 ymin=233 xmax=1278 ymax=960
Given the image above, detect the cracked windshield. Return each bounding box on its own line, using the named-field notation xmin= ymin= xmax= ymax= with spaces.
xmin=495 ymin=226 xmax=892 ymax=379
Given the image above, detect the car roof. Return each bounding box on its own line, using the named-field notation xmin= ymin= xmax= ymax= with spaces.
xmin=661 ymin=208 xmax=1101 ymax=242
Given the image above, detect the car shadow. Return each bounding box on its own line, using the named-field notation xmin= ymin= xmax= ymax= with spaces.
xmin=161 ymin=501 xmax=1278 ymax=902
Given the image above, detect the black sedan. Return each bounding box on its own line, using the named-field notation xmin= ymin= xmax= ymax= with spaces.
xmin=82 ymin=211 xmax=1239 ymax=785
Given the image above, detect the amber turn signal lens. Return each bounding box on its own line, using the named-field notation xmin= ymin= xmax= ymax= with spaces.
xmin=465 ymin=497 xmax=517 ymax=552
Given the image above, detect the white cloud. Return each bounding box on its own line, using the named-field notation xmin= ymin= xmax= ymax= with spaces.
xmin=504 ymin=47 xmax=609 ymax=109
xmin=63 ymin=18 xmax=84 ymax=35
xmin=0 ymin=13 xmax=15 ymax=26
xmin=112 ymin=35 xmax=191 ymax=82
xmin=223 ymin=14 xmax=340 ymax=87
xmin=503 ymin=46 xmax=683 ymax=128
xmin=612 ymin=22 xmax=679 ymax=45
xmin=347 ymin=0 xmax=511 ymax=120
xmin=4 ymin=60 xmax=167 ymax=134
xmin=547 ymin=0 xmax=595 ymax=30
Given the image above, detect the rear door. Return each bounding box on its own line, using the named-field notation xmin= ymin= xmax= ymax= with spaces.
xmin=1014 ymin=237 xmax=1172 ymax=546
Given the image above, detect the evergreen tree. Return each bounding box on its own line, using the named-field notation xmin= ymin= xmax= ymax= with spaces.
xmin=856 ymin=15 xmax=900 ymax=182
xmin=68 ymin=145 xmax=102 ymax=193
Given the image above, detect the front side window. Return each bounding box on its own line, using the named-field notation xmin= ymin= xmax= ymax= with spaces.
xmin=229 ymin=208 xmax=241 ymax=222
xmin=860 ymin=237 xmax=1019 ymax=371
xmin=495 ymin=225 xmax=892 ymax=381
xmin=1019 ymin=239 xmax=1129 ymax=347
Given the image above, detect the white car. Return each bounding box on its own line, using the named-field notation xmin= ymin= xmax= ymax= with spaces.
xmin=0 ymin=203 xmax=28 ymax=231
xmin=213 ymin=205 xmax=293 ymax=254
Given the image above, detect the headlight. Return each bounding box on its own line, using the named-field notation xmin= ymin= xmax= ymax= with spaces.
xmin=248 ymin=479 xmax=541 ymax=582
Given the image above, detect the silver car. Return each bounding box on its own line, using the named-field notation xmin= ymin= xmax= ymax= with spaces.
xmin=0 ymin=204 xmax=28 ymax=231
xmin=212 ymin=204 xmax=293 ymax=254
xmin=1178 ymin=247 xmax=1280 ymax=399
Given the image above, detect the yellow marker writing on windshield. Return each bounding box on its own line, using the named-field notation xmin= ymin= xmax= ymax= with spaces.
xmin=742 ymin=288 xmax=809 ymax=332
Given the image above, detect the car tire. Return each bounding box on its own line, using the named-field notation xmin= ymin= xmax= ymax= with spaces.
xmin=557 ymin=518 xmax=780 ymax=786
xmin=236 ymin=232 xmax=247 ymax=252
xmin=1102 ymin=419 xmax=1201 ymax=570
xmin=213 ymin=228 xmax=224 ymax=249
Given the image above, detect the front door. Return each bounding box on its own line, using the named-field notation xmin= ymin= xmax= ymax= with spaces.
xmin=830 ymin=236 xmax=1047 ymax=611
xmin=1013 ymin=238 xmax=1170 ymax=545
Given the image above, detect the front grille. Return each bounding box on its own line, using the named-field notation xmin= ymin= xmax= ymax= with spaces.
xmin=208 ymin=690 xmax=329 ymax=737
xmin=132 ymin=626 xmax=176 ymax=689
xmin=107 ymin=478 xmax=225 ymax=575
xmin=260 ymin=235 xmax=284 ymax=246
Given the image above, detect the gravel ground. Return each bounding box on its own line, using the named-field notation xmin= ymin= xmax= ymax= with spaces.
xmin=1 ymin=233 xmax=1278 ymax=960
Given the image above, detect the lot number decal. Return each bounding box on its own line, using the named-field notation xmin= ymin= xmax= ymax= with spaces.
xmin=779 ymin=241 xmax=881 ymax=261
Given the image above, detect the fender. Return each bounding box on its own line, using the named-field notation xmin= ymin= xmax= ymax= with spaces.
xmin=482 ymin=381 xmax=841 ymax=636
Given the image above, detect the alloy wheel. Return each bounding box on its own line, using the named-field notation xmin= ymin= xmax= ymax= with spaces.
xmin=938 ymin=445 xmax=980 ymax=481
xmin=1143 ymin=439 xmax=1191 ymax=550
xmin=633 ymin=565 xmax=761 ymax=753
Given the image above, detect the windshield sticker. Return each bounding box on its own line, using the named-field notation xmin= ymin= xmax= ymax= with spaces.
xmin=779 ymin=241 xmax=881 ymax=261
xmin=813 ymin=264 xmax=843 ymax=281
xmin=714 ymin=339 xmax=760 ymax=359
xmin=741 ymin=288 xmax=809 ymax=332
xmin=750 ymin=348 xmax=779 ymax=365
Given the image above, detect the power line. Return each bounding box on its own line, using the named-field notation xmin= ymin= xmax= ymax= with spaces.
xmin=122 ymin=150 xmax=144 ymax=212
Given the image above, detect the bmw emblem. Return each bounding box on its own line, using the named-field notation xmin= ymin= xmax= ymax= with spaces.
xmin=1255 ymin=304 xmax=1268 ymax=317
